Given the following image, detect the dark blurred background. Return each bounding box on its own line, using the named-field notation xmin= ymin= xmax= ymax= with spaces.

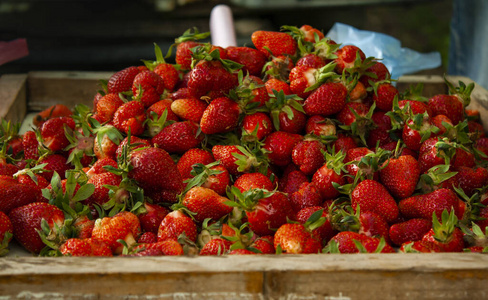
xmin=0 ymin=0 xmax=451 ymax=75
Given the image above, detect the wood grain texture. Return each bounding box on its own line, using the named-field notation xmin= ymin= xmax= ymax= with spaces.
xmin=1 ymin=254 xmax=488 ymax=299
xmin=0 ymin=74 xmax=27 ymax=124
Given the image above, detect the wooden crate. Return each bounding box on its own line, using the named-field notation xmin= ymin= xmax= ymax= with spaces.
xmin=1 ymin=72 xmax=488 ymax=300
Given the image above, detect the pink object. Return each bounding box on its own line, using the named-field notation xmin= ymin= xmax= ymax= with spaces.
xmin=0 ymin=38 xmax=29 ymax=66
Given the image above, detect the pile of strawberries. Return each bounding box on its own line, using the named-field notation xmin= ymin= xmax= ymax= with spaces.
xmin=1 ymin=25 xmax=488 ymax=257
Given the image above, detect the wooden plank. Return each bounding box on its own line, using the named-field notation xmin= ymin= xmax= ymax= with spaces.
xmin=0 ymin=74 xmax=27 ymax=124
xmin=1 ymin=254 xmax=488 ymax=299
xmin=26 ymin=71 xmax=113 ymax=112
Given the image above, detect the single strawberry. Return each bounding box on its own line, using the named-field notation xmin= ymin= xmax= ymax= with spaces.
xmin=0 ymin=210 xmax=13 ymax=256
xmin=311 ymin=150 xmax=347 ymax=200
xmin=421 ymin=209 xmax=464 ymax=252
xmin=32 ymin=104 xmax=73 ymax=128
xmin=305 ymin=115 xmax=337 ymax=137
xmin=91 ymin=213 xmax=137 ymax=254
xmin=241 ymin=112 xmax=274 ymax=142
xmin=226 ymin=46 xmax=267 ymax=76
xmin=233 ymin=172 xmax=274 ymax=193
xmin=200 ymin=96 xmax=240 ymax=135
xmin=40 ymin=116 xmax=76 ymax=152
xmin=0 ymin=175 xmax=39 ymax=214
xmin=278 ymin=169 xmax=309 ymax=195
xmin=134 ymin=200 xmax=167 ymax=237
xmin=266 ymin=90 xmax=307 ymax=134
xmin=86 ymin=172 xmax=122 ymax=207
xmin=441 ymin=166 xmax=488 ymax=197
xmin=379 ymin=154 xmax=420 ymax=199
xmin=398 ymin=188 xmax=461 ymax=221
xmin=389 ymin=218 xmax=432 ymax=246
xmin=177 ymin=148 xmax=215 ymax=180
xmin=158 ymin=210 xmax=198 ymax=243
xmin=334 ymin=45 xmax=366 ymax=74
xmin=39 ymin=154 xmax=71 ymax=182
xmin=274 ymin=222 xmax=322 ymax=254
xmin=303 ymin=82 xmax=348 ymax=116
xmin=107 ymin=66 xmax=140 ymax=94
xmin=263 ymin=55 xmax=294 ymax=81
xmin=132 ymin=71 xmax=165 ymax=108
xmin=128 ymin=146 xmax=183 ymax=195
xmin=263 ymin=131 xmax=303 ymax=167
xmin=292 ymin=138 xmax=326 ymax=175
xmin=295 ymin=206 xmax=335 ymax=244
xmin=115 ymin=136 xmax=151 ymax=160
xmin=296 ymin=53 xmax=326 ymax=69
xmin=227 ymin=188 xmax=295 ymax=237
xmin=265 ymin=78 xmax=292 ymax=95
xmin=95 ymin=93 xmax=125 ymax=123
xmin=325 ymin=231 xmax=369 ymax=254
xmin=251 ymin=30 xmax=297 ymax=58
xmin=371 ymin=82 xmax=399 ymax=112
xmin=8 ymin=202 xmax=65 ymax=254
xmin=85 ymin=157 xmax=118 ymax=178
xmin=131 ymin=239 xmax=184 ymax=256
xmin=170 ymin=97 xmax=208 ymax=123
xmin=289 ymin=183 xmax=323 ymax=213
xmin=351 ymin=179 xmax=399 ymax=223
xmin=112 ymin=100 xmax=146 ymax=136
xmin=137 ymin=231 xmax=157 ymax=244
xmin=152 ymin=121 xmax=203 ymax=154
xmin=199 ymin=237 xmax=232 ymax=256
xmin=180 ymin=186 xmax=232 ymax=223
xmin=93 ymin=125 xmax=123 ymax=160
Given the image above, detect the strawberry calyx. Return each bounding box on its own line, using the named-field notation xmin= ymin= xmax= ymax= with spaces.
xmin=444 ymin=75 xmax=475 ymax=108
xmin=225 ymin=186 xmax=273 ymax=213
xmin=313 ymin=38 xmax=340 ymax=61
xmin=416 ymin=164 xmax=458 ymax=194
xmin=431 ymin=209 xmax=459 ymax=244
xmin=400 ymin=83 xmax=429 ymax=103
xmin=165 ymin=27 xmax=210 ymax=58
xmin=338 ymin=102 xmax=377 ymax=147
xmin=190 ymin=46 xmax=243 ymax=73
xmin=265 ymin=90 xmax=305 ymax=131
xmin=304 ymin=61 xmax=338 ymax=93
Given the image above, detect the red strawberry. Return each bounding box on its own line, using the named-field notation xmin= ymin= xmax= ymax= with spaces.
xmin=289 ymin=65 xmax=318 ymax=99
xmin=128 ymin=147 xmax=183 ymax=195
xmin=233 ymin=172 xmax=274 ymax=193
xmin=266 ymin=91 xmax=306 ymax=134
xmin=32 ymin=104 xmax=73 ymax=128
xmin=86 ymin=172 xmax=122 ymax=206
xmin=241 ymin=112 xmax=274 ymax=141
xmin=428 ymin=94 xmax=464 ymax=125
xmin=421 ymin=209 xmax=464 ymax=252
xmin=389 ymin=218 xmax=432 ymax=246
xmin=22 ymin=130 xmax=39 ymax=160
xmin=296 ymin=53 xmax=326 ymax=69
xmin=132 ymin=71 xmax=166 ymax=108
xmin=132 ymin=239 xmax=184 ymax=256
xmin=8 ymin=202 xmax=65 ymax=254
xmin=85 ymin=157 xmax=118 ymax=178
xmin=176 ymin=40 xmax=204 ymax=70
xmin=188 ymin=60 xmax=238 ymax=100
xmin=311 ymin=151 xmax=347 ymax=200
xmin=334 ymin=45 xmax=366 ymax=74
xmin=147 ymin=99 xmax=179 ymax=123
xmin=182 ymin=186 xmax=232 ymax=223
xmin=115 ymin=136 xmax=151 ymax=160
xmin=153 ymin=63 xmax=180 ymax=92
xmin=303 ymin=82 xmax=348 ymax=116
xmin=292 ymin=139 xmax=326 ymax=175
xmin=398 ymin=188 xmax=461 ymax=221
xmin=263 ymin=131 xmax=303 ymax=167
xmin=251 ymin=30 xmax=297 ymax=58
xmin=265 ymin=78 xmax=292 ymax=95
xmin=289 ymin=183 xmax=323 ymax=213
xmin=371 ymin=82 xmax=399 ymax=112
xmin=199 ymin=237 xmax=232 ymax=256
xmin=351 ymin=179 xmax=399 ymax=223
xmin=170 ymin=97 xmax=208 ymax=123
xmin=211 ymin=145 xmax=243 ymax=176
xmin=93 ymin=125 xmax=123 ymax=160
xmin=91 ymin=213 xmax=137 ymax=254
xmin=39 ymin=154 xmax=71 ymax=181
xmin=296 ymin=206 xmax=335 ymax=244
xmin=279 ymin=169 xmax=309 ymax=194
xmin=305 ymin=115 xmax=336 ymax=137
xmin=40 ymin=116 xmax=76 ymax=152
xmin=60 ymin=238 xmax=112 ymax=257
xmin=0 ymin=176 xmax=38 ymax=214
xmin=226 ymin=46 xmax=267 ymax=76
xmin=158 ymin=210 xmax=197 ymax=243
xmin=274 ymin=222 xmax=322 ymax=254
xmin=326 ymin=231 xmax=369 ymax=254
xmin=379 ymin=154 xmax=420 ymax=199
xmin=298 ymin=25 xmax=325 ymax=43
xmin=200 ymin=97 xmax=240 ymax=135
xmin=0 ymin=210 xmax=13 ymax=256
xmin=95 ymin=93 xmax=125 ymax=123
xmin=137 ymin=202 xmax=169 ymax=234
xmin=107 ymin=66 xmax=140 ymax=94
xmin=151 ymin=121 xmax=203 ymax=154
xmin=113 ymin=100 xmax=146 ymax=136
xmin=263 ymin=55 xmax=294 ymax=81
xmin=359 ymin=61 xmax=390 ymax=88
xmin=177 ymin=148 xmax=215 ymax=180
xmin=441 ymin=166 xmax=488 ymax=197
xmin=137 ymin=231 xmax=157 ymax=244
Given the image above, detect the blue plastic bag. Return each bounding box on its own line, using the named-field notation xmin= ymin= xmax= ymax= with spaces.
xmin=326 ymin=23 xmax=441 ymax=80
